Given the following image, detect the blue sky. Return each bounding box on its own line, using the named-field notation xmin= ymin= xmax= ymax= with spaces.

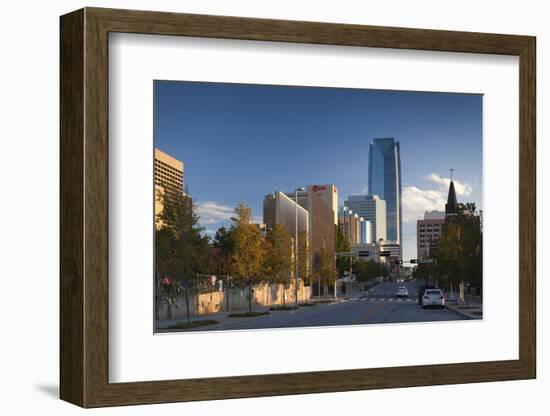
xmin=154 ymin=80 xmax=482 ymax=261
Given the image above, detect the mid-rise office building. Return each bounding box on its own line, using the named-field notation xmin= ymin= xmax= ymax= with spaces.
xmin=417 ymin=211 xmax=445 ymax=260
xmin=344 ymin=194 xmax=387 ymax=243
xmin=338 ymin=208 xmax=361 ymax=245
xmin=378 ymin=240 xmax=401 ymax=260
xmin=154 ymin=148 xmax=184 ymax=197
xmin=368 ymin=138 xmax=402 ymax=258
xmin=338 ymin=207 xmax=372 ymax=246
xmin=360 ymin=218 xmax=372 ymax=245
xmin=424 ymin=210 xmax=446 ymax=220
xmin=154 ymin=148 xmax=184 ymax=228
xmin=351 ymin=243 xmax=380 ymax=263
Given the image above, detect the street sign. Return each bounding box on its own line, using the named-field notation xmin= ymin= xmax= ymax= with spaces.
xmin=419 ymin=259 xmax=434 ymax=264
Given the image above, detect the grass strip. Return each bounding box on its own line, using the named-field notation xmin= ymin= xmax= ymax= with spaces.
xmin=269 ymin=305 xmax=298 ymax=311
xmin=167 ymin=319 xmax=218 ymax=329
xmin=227 ymin=311 xmax=270 ymax=318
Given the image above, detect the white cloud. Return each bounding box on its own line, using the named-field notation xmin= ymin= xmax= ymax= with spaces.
xmin=426 ymin=173 xmax=472 ymax=196
xmin=401 ymin=173 xmax=473 ymax=223
xmin=196 ymin=201 xmax=234 ymax=225
xmin=196 ymin=202 xmax=263 ymax=227
xmin=402 ymin=186 xmax=446 ymax=223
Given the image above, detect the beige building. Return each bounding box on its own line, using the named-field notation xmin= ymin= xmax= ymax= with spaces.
xmin=267 ymin=185 xmax=336 ymax=282
xmin=417 ymin=211 xmax=445 ymax=260
xmin=307 ymin=184 xmax=339 ymax=225
xmin=154 ymin=148 xmax=184 ymax=227
xmin=285 ymin=184 xmax=338 ymax=225
xmin=338 ymin=207 xmax=363 ymax=245
xmin=344 ymin=194 xmax=387 ymax=243
xmin=308 ymin=190 xmax=335 ymax=256
xmin=263 ymin=191 xmax=309 ymax=238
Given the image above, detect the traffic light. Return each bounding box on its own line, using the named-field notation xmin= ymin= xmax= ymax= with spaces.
xmin=410 ymin=259 xmax=418 ymax=264
xmin=395 ymin=260 xmax=403 ymax=265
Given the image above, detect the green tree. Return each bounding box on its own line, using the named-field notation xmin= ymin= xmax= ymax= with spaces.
xmin=210 ymin=226 xmax=235 ymax=276
xmin=335 ymin=224 xmax=351 ymax=277
xmin=355 ymin=260 xmax=389 ymax=282
xmin=436 ymin=202 xmax=482 ymax=295
xmin=155 ymin=191 xmax=209 ymax=323
xmin=230 ymin=202 xmax=266 ymax=312
xmin=314 ymin=247 xmax=337 ymax=297
xmin=264 ymin=224 xmax=293 ymax=306
xmin=413 ymin=262 xmax=437 ymax=283
xmin=297 ymin=230 xmax=311 ymax=286
xmin=353 ymin=260 xmax=369 ymax=282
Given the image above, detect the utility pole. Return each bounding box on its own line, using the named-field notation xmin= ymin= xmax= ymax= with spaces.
xmin=294 ymin=187 xmax=304 ymax=307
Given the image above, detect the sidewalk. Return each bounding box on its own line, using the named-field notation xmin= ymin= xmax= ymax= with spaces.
xmin=445 ymin=295 xmax=483 ymax=319
xmin=157 ymin=306 xmax=271 ymax=331
xmin=157 ymin=298 xmax=339 ymax=331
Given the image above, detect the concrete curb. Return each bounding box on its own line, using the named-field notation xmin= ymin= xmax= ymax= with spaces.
xmin=157 ymin=312 xmax=273 ymax=332
xmin=445 ymin=303 xmax=482 ymax=320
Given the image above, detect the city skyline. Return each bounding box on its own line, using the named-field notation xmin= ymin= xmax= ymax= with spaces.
xmin=154 ymin=80 xmax=483 ymax=261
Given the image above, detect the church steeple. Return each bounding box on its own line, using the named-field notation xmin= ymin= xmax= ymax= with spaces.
xmin=445 ymin=169 xmax=458 ymax=217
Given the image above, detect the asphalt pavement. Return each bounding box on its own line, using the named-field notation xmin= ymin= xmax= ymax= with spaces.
xmin=160 ymin=281 xmax=469 ymax=332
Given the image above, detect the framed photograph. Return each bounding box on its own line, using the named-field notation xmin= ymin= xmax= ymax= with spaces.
xmin=60 ymin=7 xmax=536 ymax=408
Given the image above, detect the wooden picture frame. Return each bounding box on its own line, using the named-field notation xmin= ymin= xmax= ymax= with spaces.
xmin=60 ymin=7 xmax=536 ymax=408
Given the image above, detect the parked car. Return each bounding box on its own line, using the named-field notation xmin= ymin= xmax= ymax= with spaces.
xmin=421 ymin=289 xmax=446 ymax=308
xmin=417 ymin=284 xmax=436 ymax=305
xmin=395 ymin=286 xmax=409 ymax=297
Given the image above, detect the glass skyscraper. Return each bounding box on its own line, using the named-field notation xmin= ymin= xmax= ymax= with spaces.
xmin=368 ymin=138 xmax=402 ymax=258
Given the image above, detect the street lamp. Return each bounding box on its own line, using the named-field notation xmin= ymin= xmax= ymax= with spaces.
xmin=295 ymin=187 xmax=305 ymax=307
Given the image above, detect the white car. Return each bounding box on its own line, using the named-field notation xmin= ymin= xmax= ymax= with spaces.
xmin=421 ymin=289 xmax=445 ymax=308
xmin=395 ymin=286 xmax=409 ymax=297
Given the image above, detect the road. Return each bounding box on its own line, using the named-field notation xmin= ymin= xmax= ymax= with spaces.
xmin=174 ymin=281 xmax=467 ymax=332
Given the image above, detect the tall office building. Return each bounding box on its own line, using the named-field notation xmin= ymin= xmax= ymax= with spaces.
xmin=368 ymin=138 xmax=402 ymax=257
xmin=285 ymin=184 xmax=338 ymax=225
xmin=278 ymin=185 xmax=337 ymax=279
xmin=154 ymin=148 xmax=184 ymax=197
xmin=344 ymin=194 xmax=387 ymax=243
xmin=262 ymin=192 xmax=309 ymax=238
xmin=154 ymin=148 xmax=184 ymax=228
